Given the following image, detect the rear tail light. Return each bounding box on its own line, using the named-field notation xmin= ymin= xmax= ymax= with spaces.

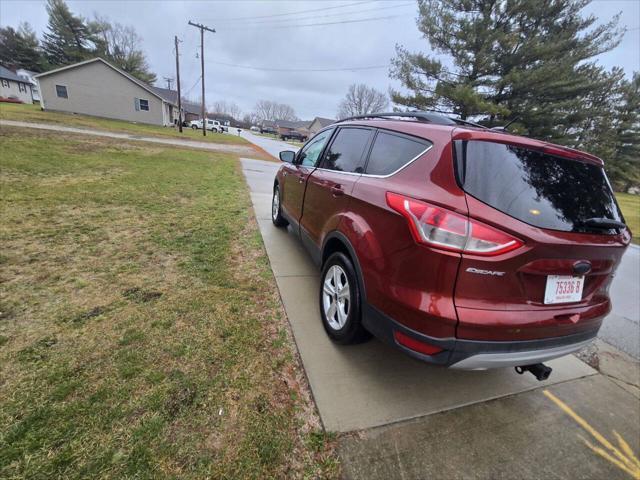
xmin=394 ymin=331 xmax=444 ymax=356
xmin=386 ymin=192 xmax=523 ymax=256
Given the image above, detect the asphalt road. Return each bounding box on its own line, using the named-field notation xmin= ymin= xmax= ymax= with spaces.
xmin=239 ymin=129 xmax=300 ymax=158
xmin=240 ymin=131 xmax=640 ymax=359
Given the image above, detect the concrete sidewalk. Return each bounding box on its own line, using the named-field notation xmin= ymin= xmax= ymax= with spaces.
xmin=0 ymin=120 xmax=257 ymax=155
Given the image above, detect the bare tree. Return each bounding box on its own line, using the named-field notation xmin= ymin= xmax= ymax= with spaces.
xmin=337 ymin=83 xmax=389 ymax=119
xmin=209 ymin=100 xmax=242 ymax=120
xmin=253 ymin=100 xmax=298 ymax=122
xmin=91 ymin=14 xmax=156 ymax=84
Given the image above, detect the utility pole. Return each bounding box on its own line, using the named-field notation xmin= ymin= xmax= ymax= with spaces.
xmin=163 ymin=77 xmax=174 ymax=90
xmin=174 ymin=35 xmax=183 ymax=133
xmin=188 ymin=20 xmax=215 ymax=137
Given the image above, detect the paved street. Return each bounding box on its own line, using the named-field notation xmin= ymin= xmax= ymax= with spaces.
xmin=239 ymin=129 xmax=300 ymax=158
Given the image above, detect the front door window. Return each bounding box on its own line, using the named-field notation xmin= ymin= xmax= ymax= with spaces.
xmin=298 ymin=129 xmax=333 ymax=167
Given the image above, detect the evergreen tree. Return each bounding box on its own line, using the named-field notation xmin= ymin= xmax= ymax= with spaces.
xmin=41 ymin=0 xmax=96 ymax=66
xmin=391 ymin=0 xmax=624 ymax=145
xmin=607 ymin=74 xmax=640 ymax=190
xmin=0 ymin=23 xmax=46 ymax=72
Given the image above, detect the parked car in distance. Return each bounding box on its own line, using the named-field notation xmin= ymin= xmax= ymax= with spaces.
xmin=250 ymin=126 xmax=260 ymax=132
xmin=189 ymin=118 xmax=225 ymax=133
xmin=280 ymin=131 xmax=308 ymax=142
xmin=271 ymin=111 xmax=631 ymax=380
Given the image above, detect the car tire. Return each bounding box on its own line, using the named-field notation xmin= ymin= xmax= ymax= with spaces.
xmin=191 ymin=125 xmax=197 ymax=130
xmin=272 ymin=185 xmax=288 ymax=227
xmin=319 ymin=252 xmax=370 ymax=344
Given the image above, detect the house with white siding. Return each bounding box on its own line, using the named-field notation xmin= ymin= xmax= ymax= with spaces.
xmin=35 ymin=58 xmax=177 ymax=126
xmin=0 ymin=65 xmax=33 ymax=104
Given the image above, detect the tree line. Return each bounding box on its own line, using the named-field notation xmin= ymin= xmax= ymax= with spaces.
xmin=0 ymin=0 xmax=156 ymax=84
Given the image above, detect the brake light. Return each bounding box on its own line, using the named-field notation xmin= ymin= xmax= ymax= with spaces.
xmin=386 ymin=192 xmax=523 ymax=256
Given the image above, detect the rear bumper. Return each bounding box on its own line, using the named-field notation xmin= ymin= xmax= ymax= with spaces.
xmin=362 ymin=302 xmax=599 ymax=369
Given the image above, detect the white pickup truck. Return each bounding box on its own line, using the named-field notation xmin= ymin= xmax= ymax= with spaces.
xmin=189 ymin=119 xmax=226 ymax=133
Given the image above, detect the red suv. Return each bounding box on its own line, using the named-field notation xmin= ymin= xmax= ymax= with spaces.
xmin=271 ymin=112 xmax=630 ymax=379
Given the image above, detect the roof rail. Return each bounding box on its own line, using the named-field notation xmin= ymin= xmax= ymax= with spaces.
xmin=336 ymin=111 xmax=489 ymax=129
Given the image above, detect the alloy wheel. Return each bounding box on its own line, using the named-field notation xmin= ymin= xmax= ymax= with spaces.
xmin=322 ymin=265 xmax=350 ymax=330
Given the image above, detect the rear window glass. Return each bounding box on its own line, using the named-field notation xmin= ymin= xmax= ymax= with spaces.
xmin=321 ymin=127 xmax=371 ymax=173
xmin=366 ymin=132 xmax=431 ymax=175
xmin=457 ymin=140 xmax=623 ymax=233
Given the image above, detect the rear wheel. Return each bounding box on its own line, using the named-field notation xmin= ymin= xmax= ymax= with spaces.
xmin=191 ymin=125 xmax=197 ymax=130
xmin=320 ymin=252 xmax=369 ymax=344
xmin=272 ymin=185 xmax=288 ymax=227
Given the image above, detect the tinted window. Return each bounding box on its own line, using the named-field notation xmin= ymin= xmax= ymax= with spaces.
xmin=322 ymin=128 xmax=371 ymax=173
xmin=459 ymin=140 xmax=623 ymax=233
xmin=299 ymin=129 xmax=333 ymax=167
xmin=366 ymin=132 xmax=430 ymax=175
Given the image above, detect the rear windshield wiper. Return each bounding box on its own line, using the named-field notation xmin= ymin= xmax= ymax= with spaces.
xmin=579 ymin=218 xmax=626 ymax=230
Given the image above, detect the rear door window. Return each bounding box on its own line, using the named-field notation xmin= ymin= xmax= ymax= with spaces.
xmin=321 ymin=127 xmax=373 ymax=173
xmin=365 ymin=131 xmax=431 ymax=175
xmin=456 ymin=140 xmax=623 ymax=233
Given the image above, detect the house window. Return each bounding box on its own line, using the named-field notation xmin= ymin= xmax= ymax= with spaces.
xmin=1 ymin=79 xmax=9 ymax=88
xmin=56 ymin=85 xmax=68 ymax=98
xmin=134 ymin=98 xmax=149 ymax=112
xmin=18 ymin=83 xmax=27 ymax=93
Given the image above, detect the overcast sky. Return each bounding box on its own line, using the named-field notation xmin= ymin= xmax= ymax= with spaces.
xmin=1 ymin=0 xmax=638 ymax=120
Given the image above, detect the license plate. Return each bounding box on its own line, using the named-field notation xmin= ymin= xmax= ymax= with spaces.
xmin=544 ymin=275 xmax=585 ymax=304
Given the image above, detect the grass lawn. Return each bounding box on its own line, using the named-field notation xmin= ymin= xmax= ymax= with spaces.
xmin=0 ymin=128 xmax=338 ymax=478
xmin=0 ymin=103 xmax=248 ymax=145
xmin=616 ymin=192 xmax=639 ymax=244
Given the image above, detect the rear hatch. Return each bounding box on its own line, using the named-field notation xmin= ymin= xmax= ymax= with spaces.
xmin=452 ymin=134 xmax=630 ymax=341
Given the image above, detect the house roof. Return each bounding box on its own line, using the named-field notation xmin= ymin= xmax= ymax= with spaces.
xmin=276 ymin=119 xmax=310 ymax=129
xmin=0 ymin=65 xmax=29 ymax=83
xmin=182 ymin=100 xmax=201 ymax=114
xmin=312 ymin=117 xmax=335 ymax=128
xmin=35 ymin=57 xmax=175 ymax=105
xmin=148 ymin=86 xmax=178 ymax=104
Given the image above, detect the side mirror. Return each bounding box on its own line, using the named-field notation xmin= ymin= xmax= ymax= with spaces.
xmin=279 ymin=150 xmax=296 ymax=163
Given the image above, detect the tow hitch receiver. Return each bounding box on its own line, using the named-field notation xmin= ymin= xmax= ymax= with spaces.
xmin=515 ymin=363 xmax=553 ymax=381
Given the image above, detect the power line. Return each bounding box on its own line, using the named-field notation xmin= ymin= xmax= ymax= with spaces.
xmin=208 ymin=61 xmax=389 ymax=72
xmin=217 ymin=14 xmax=405 ymax=30
xmin=183 ymin=76 xmax=201 ymax=97
xmin=217 ymin=2 xmax=414 ymax=26
xmin=206 ymin=1 xmax=372 ymax=22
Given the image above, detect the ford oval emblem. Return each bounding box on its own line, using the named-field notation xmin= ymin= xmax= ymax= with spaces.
xmin=573 ymin=261 xmax=592 ymax=275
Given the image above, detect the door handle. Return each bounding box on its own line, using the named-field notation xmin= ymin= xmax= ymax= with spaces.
xmin=331 ymin=185 xmax=344 ymax=197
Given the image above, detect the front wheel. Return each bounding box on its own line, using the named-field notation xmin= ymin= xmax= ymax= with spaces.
xmin=271 ymin=185 xmax=288 ymax=227
xmin=319 ymin=252 xmax=370 ymax=344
